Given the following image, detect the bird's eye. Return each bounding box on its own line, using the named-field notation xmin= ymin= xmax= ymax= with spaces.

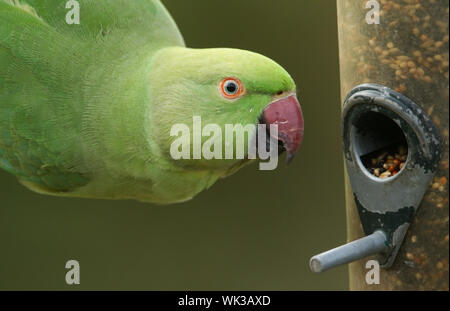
xmin=219 ymin=78 xmax=244 ymax=99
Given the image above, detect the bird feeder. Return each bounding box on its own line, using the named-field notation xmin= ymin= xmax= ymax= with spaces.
xmin=311 ymin=0 xmax=449 ymax=290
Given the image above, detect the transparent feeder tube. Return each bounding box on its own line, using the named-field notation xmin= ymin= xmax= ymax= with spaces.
xmin=337 ymin=0 xmax=449 ymax=290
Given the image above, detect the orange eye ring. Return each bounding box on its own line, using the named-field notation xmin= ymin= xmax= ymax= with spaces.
xmin=219 ymin=77 xmax=245 ymax=100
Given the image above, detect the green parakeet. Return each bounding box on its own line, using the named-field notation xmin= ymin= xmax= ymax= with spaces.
xmin=0 ymin=0 xmax=304 ymax=203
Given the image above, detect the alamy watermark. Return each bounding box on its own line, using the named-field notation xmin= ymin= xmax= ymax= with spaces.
xmin=65 ymin=259 xmax=80 ymax=285
xmin=170 ymin=116 xmax=280 ymax=171
xmin=366 ymin=0 xmax=380 ymax=25
xmin=365 ymin=260 xmax=380 ymax=285
xmin=65 ymin=0 xmax=80 ymax=25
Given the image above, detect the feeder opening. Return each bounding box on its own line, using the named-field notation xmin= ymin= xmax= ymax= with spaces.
xmin=352 ymin=111 xmax=408 ymax=179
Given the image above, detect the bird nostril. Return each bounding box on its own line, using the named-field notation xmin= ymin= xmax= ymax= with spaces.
xmin=276 ymin=91 xmax=284 ymax=96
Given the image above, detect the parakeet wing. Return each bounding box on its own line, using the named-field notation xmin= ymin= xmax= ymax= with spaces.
xmin=0 ymin=0 xmax=184 ymax=193
xmin=18 ymin=0 xmax=185 ymax=47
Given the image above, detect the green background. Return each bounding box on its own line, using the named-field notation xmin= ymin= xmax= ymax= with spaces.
xmin=0 ymin=0 xmax=347 ymax=290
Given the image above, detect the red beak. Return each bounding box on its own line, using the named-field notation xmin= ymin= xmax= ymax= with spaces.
xmin=261 ymin=95 xmax=304 ymax=164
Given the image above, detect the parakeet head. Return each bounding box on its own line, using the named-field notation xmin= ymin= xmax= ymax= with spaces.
xmin=148 ymin=47 xmax=304 ymax=172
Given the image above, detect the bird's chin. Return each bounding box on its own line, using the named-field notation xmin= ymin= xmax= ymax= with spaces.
xmin=257 ymin=94 xmax=304 ymax=164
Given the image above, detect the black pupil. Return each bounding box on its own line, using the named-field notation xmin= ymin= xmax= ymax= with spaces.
xmin=226 ymin=82 xmax=237 ymax=94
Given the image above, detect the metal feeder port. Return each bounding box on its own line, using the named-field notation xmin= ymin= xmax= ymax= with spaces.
xmin=310 ymin=84 xmax=442 ymax=273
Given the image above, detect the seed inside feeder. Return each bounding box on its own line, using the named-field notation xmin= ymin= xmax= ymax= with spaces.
xmin=361 ymin=144 xmax=408 ymax=179
xmin=352 ymin=111 xmax=409 ymax=179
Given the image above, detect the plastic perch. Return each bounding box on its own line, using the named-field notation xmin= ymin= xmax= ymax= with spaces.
xmin=309 ymin=231 xmax=389 ymax=273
